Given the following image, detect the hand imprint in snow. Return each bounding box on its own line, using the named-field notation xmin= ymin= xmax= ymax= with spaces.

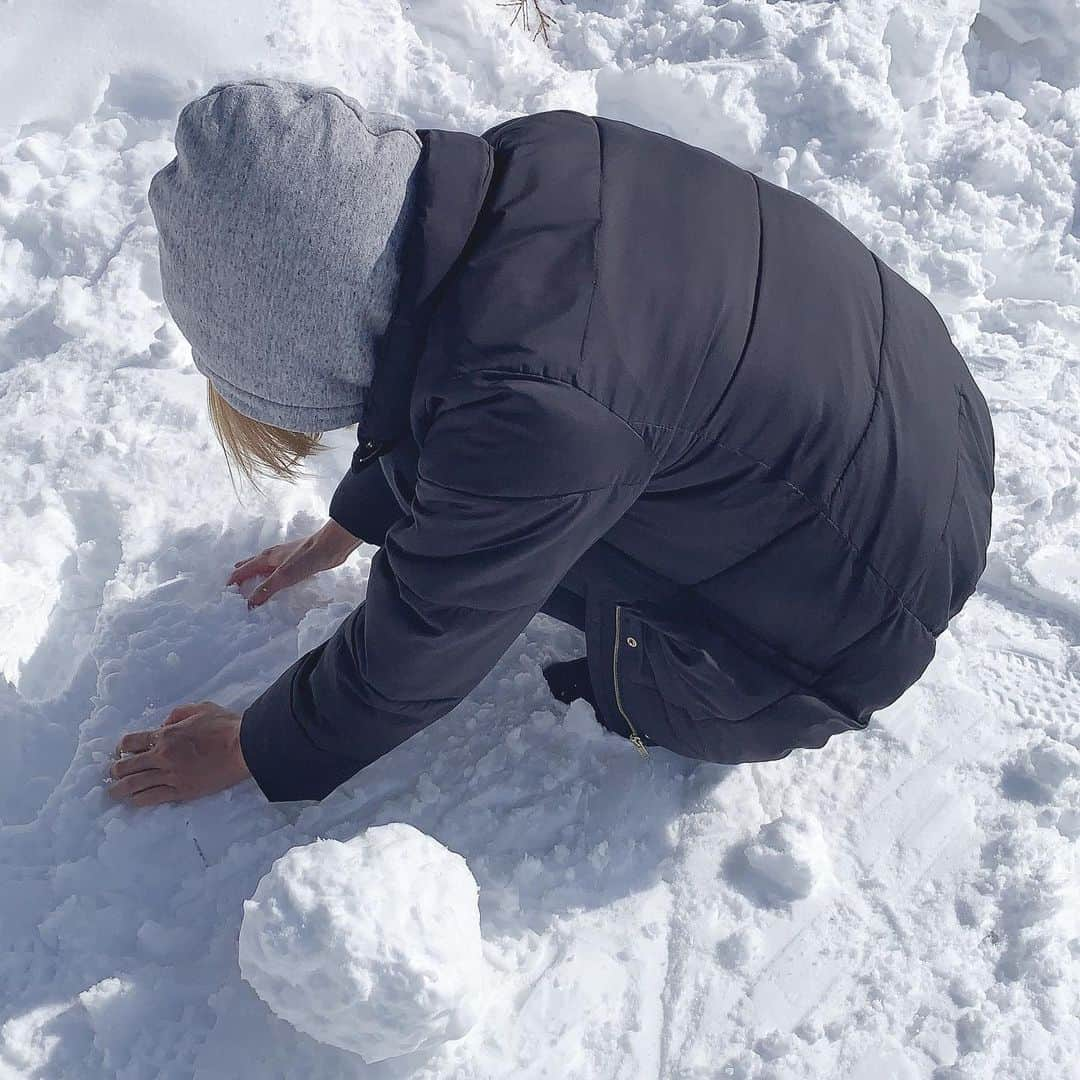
xmin=238 ymin=823 xmax=485 ymax=1063
xmin=733 ymin=814 xmax=832 ymax=908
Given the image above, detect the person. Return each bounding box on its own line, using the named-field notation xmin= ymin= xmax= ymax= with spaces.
xmin=108 ymin=79 xmax=994 ymax=807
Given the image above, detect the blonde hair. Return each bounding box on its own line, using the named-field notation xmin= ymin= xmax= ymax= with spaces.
xmin=207 ymin=382 xmax=324 ymax=485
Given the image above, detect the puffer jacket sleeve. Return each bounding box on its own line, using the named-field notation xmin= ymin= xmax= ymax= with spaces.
xmin=328 ymin=459 xmax=404 ymax=546
xmin=240 ymin=374 xmax=655 ymax=802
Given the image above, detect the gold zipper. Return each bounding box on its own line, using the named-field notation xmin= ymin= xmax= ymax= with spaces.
xmin=613 ymin=606 xmax=650 ymax=758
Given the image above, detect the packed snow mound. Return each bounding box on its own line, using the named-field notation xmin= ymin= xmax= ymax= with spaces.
xmin=738 ymin=814 xmax=833 ymax=907
xmin=971 ymin=0 xmax=1080 ymax=91
xmin=238 ymin=823 xmax=485 ymax=1062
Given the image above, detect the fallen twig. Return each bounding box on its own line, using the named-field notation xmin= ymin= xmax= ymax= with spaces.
xmin=498 ymin=0 xmax=563 ymax=45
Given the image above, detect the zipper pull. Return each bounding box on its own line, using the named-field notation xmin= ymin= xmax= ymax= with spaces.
xmin=629 ymin=733 xmax=650 ymax=759
xmin=350 ymin=438 xmax=392 ymax=472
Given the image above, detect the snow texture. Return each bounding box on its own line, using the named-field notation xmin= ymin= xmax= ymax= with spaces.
xmin=238 ymin=825 xmax=485 ymax=1062
xmin=1 ymin=0 xmax=1079 ymax=1077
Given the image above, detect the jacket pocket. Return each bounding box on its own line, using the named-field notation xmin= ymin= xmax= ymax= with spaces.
xmin=612 ymin=600 xmax=807 ymax=762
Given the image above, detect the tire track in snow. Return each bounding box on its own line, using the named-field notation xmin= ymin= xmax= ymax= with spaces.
xmin=740 ymin=681 xmax=987 ymax=1039
xmin=655 ymin=762 xmax=707 ymax=1080
xmin=649 ymin=670 xmax=996 ymax=1074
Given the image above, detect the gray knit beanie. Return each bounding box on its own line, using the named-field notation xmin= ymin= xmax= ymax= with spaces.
xmin=148 ymin=79 xmax=421 ymax=432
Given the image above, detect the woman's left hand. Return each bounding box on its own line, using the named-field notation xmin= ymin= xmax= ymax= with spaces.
xmin=108 ymin=702 xmax=251 ymax=807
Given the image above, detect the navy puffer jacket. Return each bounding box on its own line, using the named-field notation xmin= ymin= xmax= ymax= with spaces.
xmin=241 ymin=112 xmax=995 ymax=802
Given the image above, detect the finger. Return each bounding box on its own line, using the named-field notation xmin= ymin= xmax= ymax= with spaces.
xmin=131 ymin=786 xmax=178 ymax=808
xmin=165 ymin=701 xmax=208 ymax=726
xmin=117 ymin=729 xmax=159 ymax=756
xmin=227 ymin=558 xmax=266 ymax=584
xmin=227 ymin=556 xmax=275 ymax=587
xmin=248 ymin=566 xmax=297 ymax=608
xmin=108 ymin=769 xmax=168 ymax=801
xmin=111 ymin=753 xmax=161 ymax=780
xmin=226 ymin=563 xmax=253 ymax=585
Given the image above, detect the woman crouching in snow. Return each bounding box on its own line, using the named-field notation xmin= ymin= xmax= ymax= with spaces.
xmin=109 ymin=80 xmax=994 ymax=806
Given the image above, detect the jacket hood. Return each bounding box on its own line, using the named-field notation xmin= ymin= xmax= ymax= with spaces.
xmin=148 ymin=79 xmax=421 ymax=432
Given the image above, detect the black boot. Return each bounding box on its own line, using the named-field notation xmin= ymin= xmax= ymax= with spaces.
xmin=542 ymin=657 xmax=599 ymax=710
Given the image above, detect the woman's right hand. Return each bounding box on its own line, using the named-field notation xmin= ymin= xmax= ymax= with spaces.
xmin=227 ymin=519 xmax=362 ymax=608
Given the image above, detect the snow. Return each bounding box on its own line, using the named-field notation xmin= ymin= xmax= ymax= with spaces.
xmin=736 ymin=814 xmax=833 ymax=907
xmin=0 ymin=0 xmax=1079 ymax=1077
xmin=238 ymin=825 xmax=485 ymax=1062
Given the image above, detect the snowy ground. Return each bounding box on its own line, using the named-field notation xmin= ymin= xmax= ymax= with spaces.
xmin=1 ymin=0 xmax=1079 ymax=1077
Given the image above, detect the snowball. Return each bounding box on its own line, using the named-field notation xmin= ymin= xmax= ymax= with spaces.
xmin=739 ymin=814 xmax=832 ymax=906
xmin=239 ymin=823 xmax=485 ymax=1062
